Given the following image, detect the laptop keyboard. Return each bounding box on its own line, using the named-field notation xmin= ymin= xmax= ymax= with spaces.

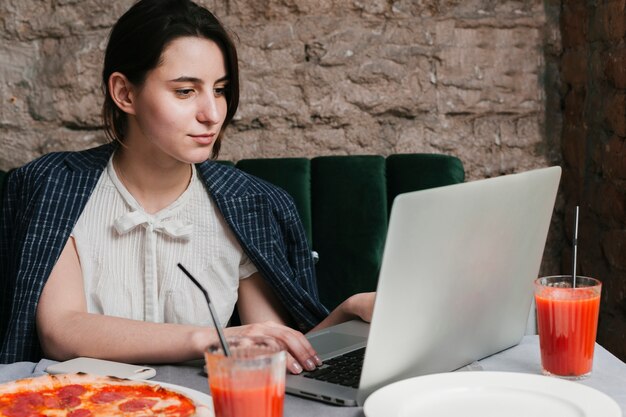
xmin=302 ymin=347 xmax=365 ymax=388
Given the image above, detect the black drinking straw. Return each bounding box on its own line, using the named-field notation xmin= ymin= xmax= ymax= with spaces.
xmin=177 ymin=263 xmax=231 ymax=357
xmin=571 ymin=206 xmax=579 ymax=288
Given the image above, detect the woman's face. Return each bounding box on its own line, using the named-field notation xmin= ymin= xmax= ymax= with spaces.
xmin=125 ymin=36 xmax=228 ymax=164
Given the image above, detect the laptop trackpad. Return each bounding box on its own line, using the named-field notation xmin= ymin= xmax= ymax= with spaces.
xmin=308 ymin=332 xmax=367 ymax=356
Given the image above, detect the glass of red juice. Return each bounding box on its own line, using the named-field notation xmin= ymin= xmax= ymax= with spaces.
xmin=204 ymin=336 xmax=286 ymax=417
xmin=534 ymin=275 xmax=601 ymax=380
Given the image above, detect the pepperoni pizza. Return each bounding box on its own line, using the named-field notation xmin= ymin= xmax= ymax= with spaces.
xmin=0 ymin=373 xmax=212 ymax=417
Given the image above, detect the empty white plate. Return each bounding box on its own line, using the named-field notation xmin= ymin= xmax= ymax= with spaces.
xmin=363 ymin=371 xmax=621 ymax=417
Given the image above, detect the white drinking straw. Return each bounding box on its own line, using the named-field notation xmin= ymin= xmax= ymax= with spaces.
xmin=571 ymin=206 xmax=579 ymax=288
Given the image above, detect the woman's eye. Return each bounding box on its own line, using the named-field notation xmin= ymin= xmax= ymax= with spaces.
xmin=175 ymin=88 xmax=195 ymax=97
xmin=214 ymin=86 xmax=227 ymax=97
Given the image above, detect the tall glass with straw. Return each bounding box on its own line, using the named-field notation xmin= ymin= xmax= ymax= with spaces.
xmin=178 ymin=264 xmax=286 ymax=417
xmin=533 ymin=206 xmax=602 ymax=379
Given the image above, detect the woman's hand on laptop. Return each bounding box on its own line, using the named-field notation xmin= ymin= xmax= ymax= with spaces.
xmin=235 ymin=275 xmax=374 ymax=374
xmin=223 ymin=322 xmax=322 ymax=374
xmin=346 ymin=292 xmax=376 ymax=323
xmin=235 ymin=273 xmax=322 ymax=374
xmin=308 ymin=292 xmax=377 ymax=334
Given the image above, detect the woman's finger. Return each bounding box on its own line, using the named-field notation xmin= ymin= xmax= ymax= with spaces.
xmin=262 ymin=322 xmax=319 ymax=371
xmin=285 ymin=351 xmax=303 ymax=374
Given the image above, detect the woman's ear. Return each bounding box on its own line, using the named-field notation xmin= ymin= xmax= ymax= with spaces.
xmin=108 ymin=72 xmax=136 ymax=115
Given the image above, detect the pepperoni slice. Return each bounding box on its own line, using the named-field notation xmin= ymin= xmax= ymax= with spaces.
xmin=58 ymin=384 xmax=87 ymax=397
xmin=14 ymin=392 xmax=45 ymax=407
xmin=2 ymin=397 xmax=45 ymax=417
xmin=1 ymin=406 xmax=32 ymax=417
xmin=59 ymin=395 xmax=81 ymax=408
xmin=44 ymin=395 xmax=63 ymax=408
xmin=1 ymin=392 xmax=46 ymax=417
xmin=90 ymin=390 xmax=126 ymax=404
xmin=68 ymin=409 xmax=92 ymax=417
xmin=118 ymin=398 xmax=158 ymax=412
xmin=41 ymin=394 xmax=81 ymax=409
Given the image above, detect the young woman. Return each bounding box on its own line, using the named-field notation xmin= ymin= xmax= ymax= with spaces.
xmin=0 ymin=0 xmax=374 ymax=373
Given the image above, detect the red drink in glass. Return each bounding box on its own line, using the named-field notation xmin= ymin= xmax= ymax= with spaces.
xmin=534 ymin=276 xmax=601 ymax=379
xmin=205 ymin=336 xmax=286 ymax=417
xmin=210 ymin=376 xmax=284 ymax=417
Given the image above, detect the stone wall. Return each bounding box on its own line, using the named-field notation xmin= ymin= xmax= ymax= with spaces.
xmin=1 ymin=1 xmax=561 ymax=174
xmin=221 ymin=0 xmax=561 ymax=180
xmin=560 ymin=1 xmax=626 ymax=361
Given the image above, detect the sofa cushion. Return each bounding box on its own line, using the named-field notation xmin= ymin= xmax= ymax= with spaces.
xmin=386 ymin=154 xmax=465 ymax=213
xmin=311 ymin=156 xmax=388 ymax=310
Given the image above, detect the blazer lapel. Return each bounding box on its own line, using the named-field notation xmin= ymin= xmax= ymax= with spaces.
xmin=196 ymin=162 xmax=276 ymax=264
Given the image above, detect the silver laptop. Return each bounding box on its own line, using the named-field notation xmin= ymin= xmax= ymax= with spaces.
xmin=286 ymin=166 xmax=561 ymax=406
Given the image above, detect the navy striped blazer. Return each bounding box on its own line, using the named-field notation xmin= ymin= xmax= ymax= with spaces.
xmin=0 ymin=143 xmax=329 ymax=363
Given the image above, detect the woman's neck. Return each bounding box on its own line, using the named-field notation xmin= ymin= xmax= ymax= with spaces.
xmin=113 ymin=148 xmax=193 ymax=215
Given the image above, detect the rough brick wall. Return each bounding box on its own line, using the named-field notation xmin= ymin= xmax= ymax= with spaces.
xmin=1 ymin=1 xmax=561 ymax=175
xmin=560 ymin=1 xmax=626 ymax=361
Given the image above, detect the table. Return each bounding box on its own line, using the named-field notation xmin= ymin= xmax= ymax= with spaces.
xmin=1 ymin=336 xmax=625 ymax=416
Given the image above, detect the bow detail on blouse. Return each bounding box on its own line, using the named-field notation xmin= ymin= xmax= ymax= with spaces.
xmin=114 ymin=210 xmax=193 ymax=239
xmin=112 ymin=210 xmax=193 ymax=323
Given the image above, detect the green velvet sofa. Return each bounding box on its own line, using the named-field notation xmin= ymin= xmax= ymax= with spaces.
xmin=0 ymin=153 xmax=464 ymax=311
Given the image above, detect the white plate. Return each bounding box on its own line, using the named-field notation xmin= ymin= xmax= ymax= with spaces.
xmin=363 ymin=372 xmax=621 ymax=417
xmin=153 ymin=381 xmax=214 ymax=417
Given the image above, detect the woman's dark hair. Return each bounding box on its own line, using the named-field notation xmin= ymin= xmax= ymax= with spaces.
xmin=102 ymin=0 xmax=239 ymax=159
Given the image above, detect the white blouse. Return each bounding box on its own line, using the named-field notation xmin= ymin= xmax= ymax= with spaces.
xmin=72 ymin=156 xmax=257 ymax=326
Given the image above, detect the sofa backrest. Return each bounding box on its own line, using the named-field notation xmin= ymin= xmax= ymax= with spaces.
xmin=235 ymin=154 xmax=465 ymax=310
xmin=0 ymin=153 xmax=464 ymax=312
